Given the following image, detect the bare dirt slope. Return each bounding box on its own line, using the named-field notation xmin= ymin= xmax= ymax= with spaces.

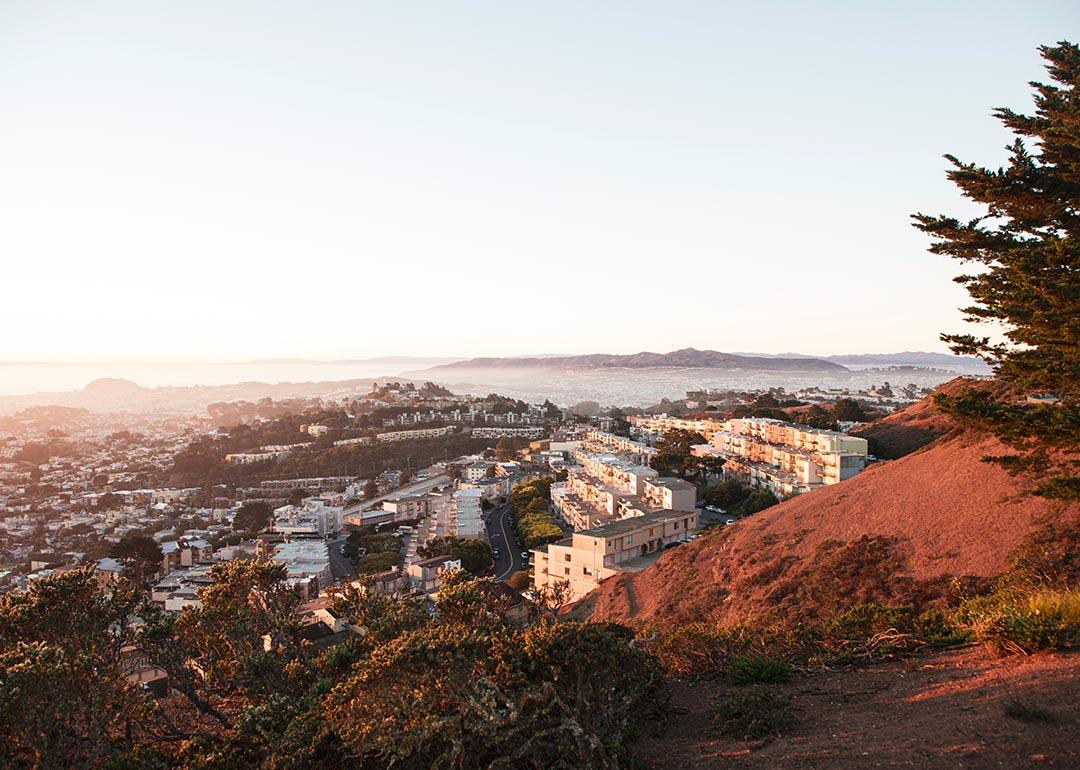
xmin=634 ymin=647 xmax=1080 ymax=769
xmin=578 ymin=380 xmax=1075 ymax=628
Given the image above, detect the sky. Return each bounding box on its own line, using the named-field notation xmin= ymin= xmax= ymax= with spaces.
xmin=1 ymin=1 xmax=1077 ymax=363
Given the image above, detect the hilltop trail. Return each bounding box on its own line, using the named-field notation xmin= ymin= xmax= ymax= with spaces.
xmin=634 ymin=646 xmax=1080 ymax=769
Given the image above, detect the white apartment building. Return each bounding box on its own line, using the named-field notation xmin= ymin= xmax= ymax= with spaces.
xmin=271 ymin=499 xmax=344 ymax=538
xmin=693 ymin=417 xmax=868 ymax=497
xmin=584 ymin=431 xmax=658 ymax=465
xmin=531 ymin=509 xmax=699 ymax=602
xmin=270 ymin=539 xmax=331 ymax=599
xmin=376 ymin=426 xmax=455 ymax=443
xmin=471 ymin=426 xmax=545 ymax=439
xmin=628 ymin=414 xmax=726 ymax=443
xmin=333 ymin=436 xmax=373 ymax=447
xmin=551 ymin=452 xmax=695 ymax=531
xmin=449 ymin=488 xmax=483 ymax=539
xmin=462 ymin=461 xmax=492 ymax=482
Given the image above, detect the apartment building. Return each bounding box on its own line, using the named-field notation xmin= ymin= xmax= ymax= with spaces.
xmin=693 ymin=417 xmax=868 ymax=497
xmin=531 ymin=509 xmax=699 ymax=602
xmin=268 ymin=539 xmax=331 ymax=599
xmin=471 ymin=426 xmax=545 ymax=440
xmin=583 ymin=431 xmax=658 ymax=465
xmin=551 ymin=451 xmax=696 ymax=531
xmin=333 ymin=436 xmax=373 ymax=447
xmin=271 ymin=499 xmax=344 ymax=538
xmin=628 ymin=414 xmax=726 ymax=443
xmin=449 ymin=488 xmax=483 ymax=539
xmin=376 ymin=426 xmax=455 ymax=443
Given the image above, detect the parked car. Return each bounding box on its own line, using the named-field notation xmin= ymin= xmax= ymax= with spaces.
xmin=520 ymin=551 xmax=529 ymax=560
xmin=725 ymin=518 xmax=736 ymax=526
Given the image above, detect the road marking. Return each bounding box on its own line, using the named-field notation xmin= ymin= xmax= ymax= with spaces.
xmin=494 ymin=505 xmax=516 ymax=582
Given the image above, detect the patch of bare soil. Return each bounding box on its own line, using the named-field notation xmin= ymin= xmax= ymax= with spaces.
xmin=635 ymin=647 xmax=1080 ymax=769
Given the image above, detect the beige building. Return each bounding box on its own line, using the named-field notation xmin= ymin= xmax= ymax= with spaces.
xmin=407 ymin=555 xmax=462 ymax=594
xmin=531 ymin=509 xmax=699 ymax=602
xmin=583 ymin=431 xmax=657 ymax=464
xmin=693 ymin=417 xmax=868 ymax=497
xmin=550 ymin=452 xmax=694 ymax=530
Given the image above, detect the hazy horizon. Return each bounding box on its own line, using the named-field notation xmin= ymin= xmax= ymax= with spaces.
xmin=0 ymin=347 xmax=988 ymax=397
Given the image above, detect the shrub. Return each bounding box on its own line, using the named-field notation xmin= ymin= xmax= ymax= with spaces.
xmin=722 ymin=654 xmax=792 ymax=685
xmin=826 ymin=602 xmax=913 ymax=640
xmin=957 ymin=586 xmax=1080 ymax=654
xmin=916 ymin=609 xmax=974 ymax=648
xmin=1003 ymin=697 xmax=1056 ymax=723
xmin=710 ymin=687 xmax=795 ymax=739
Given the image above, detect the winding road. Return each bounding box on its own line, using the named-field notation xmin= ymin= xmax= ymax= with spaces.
xmin=485 ymin=502 xmax=527 ymax=582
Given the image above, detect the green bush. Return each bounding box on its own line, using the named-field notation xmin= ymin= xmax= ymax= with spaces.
xmin=722 ymin=654 xmax=792 ymax=685
xmin=710 ymin=687 xmax=795 ymax=739
xmin=917 ymin=609 xmax=974 ymax=648
xmin=826 ymin=602 xmax=912 ymax=640
xmin=957 ymin=586 xmax=1080 ymax=653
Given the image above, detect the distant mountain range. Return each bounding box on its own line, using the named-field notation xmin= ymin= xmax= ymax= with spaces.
xmin=421 ymin=348 xmax=991 ymax=374
xmin=424 ymin=348 xmax=848 ymax=372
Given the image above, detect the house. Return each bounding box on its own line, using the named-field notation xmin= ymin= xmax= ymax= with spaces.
xmin=407 ymin=555 xmax=462 ymax=594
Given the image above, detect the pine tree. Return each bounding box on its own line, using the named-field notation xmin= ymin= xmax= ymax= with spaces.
xmin=913 ymin=41 xmax=1079 ymax=499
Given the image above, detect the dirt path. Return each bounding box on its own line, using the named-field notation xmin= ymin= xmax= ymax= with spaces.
xmin=634 ymin=647 xmax=1080 ymax=769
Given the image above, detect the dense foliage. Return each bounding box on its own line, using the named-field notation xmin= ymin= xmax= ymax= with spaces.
xmin=417 ymin=536 xmax=493 ymax=575
xmin=913 ymin=41 xmax=1080 ymax=498
xmin=0 ymin=564 xmax=663 ymax=769
xmin=509 ymin=478 xmax=563 ymax=548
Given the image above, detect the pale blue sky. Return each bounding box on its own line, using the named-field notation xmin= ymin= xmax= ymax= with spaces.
xmin=1 ymin=1 xmax=1076 ymax=361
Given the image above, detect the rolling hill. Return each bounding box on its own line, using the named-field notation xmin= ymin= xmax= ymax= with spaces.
xmin=576 ymin=379 xmax=1076 ymax=628
xmin=425 ymin=348 xmax=848 ymax=372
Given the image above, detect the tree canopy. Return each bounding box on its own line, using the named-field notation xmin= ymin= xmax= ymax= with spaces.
xmin=417 ymin=537 xmax=493 ymax=575
xmin=233 ymin=500 xmax=273 ymax=533
xmin=913 ymin=41 xmax=1080 ymax=499
xmin=0 ymin=563 xmax=661 ymax=768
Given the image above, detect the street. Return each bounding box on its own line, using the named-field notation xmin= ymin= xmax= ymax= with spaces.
xmin=484 ymin=502 xmax=528 ymax=582
xmin=327 ymin=536 xmax=357 ymax=582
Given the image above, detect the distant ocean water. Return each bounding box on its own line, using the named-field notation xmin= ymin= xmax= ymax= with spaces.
xmin=0 ymin=360 xmax=437 ymax=396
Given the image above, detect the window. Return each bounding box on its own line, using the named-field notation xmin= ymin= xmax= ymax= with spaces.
xmin=564 ymin=553 xmax=572 ymax=562
xmin=564 ymin=567 xmax=571 ymax=576
xmin=626 ymin=535 xmax=633 ymax=544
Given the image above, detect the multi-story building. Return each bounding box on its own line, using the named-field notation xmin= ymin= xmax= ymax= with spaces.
xmin=531 ymin=509 xmax=699 ymax=602
xmin=407 ymin=555 xmax=462 ymax=594
xmin=449 ymin=488 xmax=484 ymax=539
xmin=693 ymin=417 xmax=868 ymax=497
xmin=550 ymin=449 xmax=696 ymax=529
xmin=271 ymin=499 xmax=344 ymax=538
xmin=376 ymin=426 xmax=455 ymax=443
xmin=268 ymin=539 xmax=331 ymax=599
xmin=628 ymin=414 xmax=726 ymax=443
xmin=471 ymin=426 xmax=545 ymax=440
xmin=583 ymin=431 xmax=658 ymax=465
